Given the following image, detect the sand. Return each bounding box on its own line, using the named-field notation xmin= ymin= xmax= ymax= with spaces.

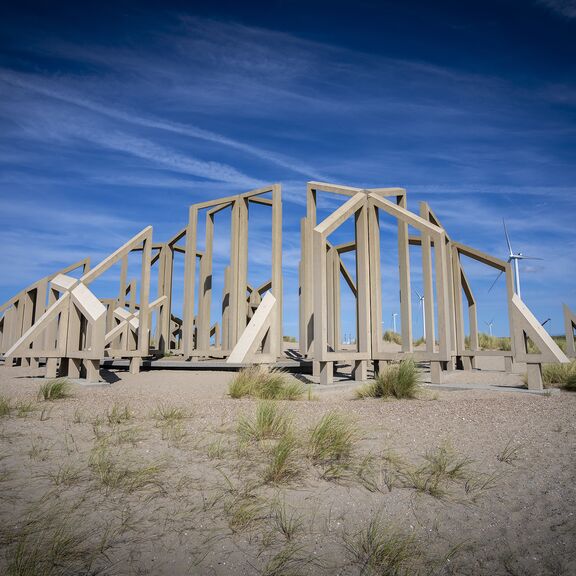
xmin=0 ymin=362 xmax=574 ymax=575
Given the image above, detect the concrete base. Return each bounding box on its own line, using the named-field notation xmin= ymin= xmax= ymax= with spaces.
xmin=319 ymin=361 xmax=333 ymax=385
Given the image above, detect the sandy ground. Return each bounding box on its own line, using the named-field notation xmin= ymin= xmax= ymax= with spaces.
xmin=0 ymin=362 xmax=575 ymax=576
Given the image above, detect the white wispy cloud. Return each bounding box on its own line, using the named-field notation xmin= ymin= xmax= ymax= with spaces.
xmin=536 ymin=0 xmax=576 ymax=18
xmin=0 ymin=70 xmax=329 ymax=180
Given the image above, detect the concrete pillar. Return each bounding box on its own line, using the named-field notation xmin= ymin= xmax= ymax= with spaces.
xmin=352 ymin=360 xmax=368 ymax=381
xmin=319 ymin=361 xmax=333 ymax=385
xmin=526 ymin=363 xmax=543 ymax=390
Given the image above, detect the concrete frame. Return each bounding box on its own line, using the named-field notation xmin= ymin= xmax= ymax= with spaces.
xmin=181 ymin=185 xmax=283 ymax=361
xmin=2 ymin=180 xmax=568 ymax=390
xmin=4 ymin=228 xmax=152 ymax=381
xmin=300 ymin=181 xmax=568 ymax=388
xmin=0 ymin=258 xmax=90 ymax=367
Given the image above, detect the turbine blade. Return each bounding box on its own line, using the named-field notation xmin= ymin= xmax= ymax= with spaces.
xmin=503 ymin=219 xmax=513 ymax=255
xmin=516 ymin=256 xmax=543 ymax=261
xmin=415 ymin=290 xmax=422 ymax=299
xmin=488 ymin=270 xmax=504 ymax=293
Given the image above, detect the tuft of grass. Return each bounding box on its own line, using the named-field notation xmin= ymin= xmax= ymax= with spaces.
xmin=308 ymin=411 xmax=358 ymax=465
xmin=261 ymin=543 xmax=309 ymax=576
xmin=152 ymin=403 xmax=187 ymax=422
xmin=400 ymin=443 xmax=473 ymax=500
xmin=356 ymin=359 xmax=420 ymax=400
xmin=497 ymin=440 xmax=521 ymax=464
xmin=238 ymin=401 xmax=293 ymax=442
xmin=229 ymin=367 xmax=304 ymax=400
xmin=272 ymin=499 xmax=302 ymax=541
xmin=464 ymin=471 xmax=503 ymax=499
xmin=106 ymin=403 xmax=132 ymax=425
xmin=226 ymin=495 xmax=266 ymax=532
xmin=263 ymin=433 xmax=300 ymax=484
xmin=16 ymin=401 xmax=35 ymax=418
xmin=421 ymin=443 xmax=473 ymax=480
xmin=345 ymin=514 xmax=418 ymax=576
xmin=0 ymin=395 xmax=12 ymax=417
xmin=89 ymin=444 xmax=163 ymax=493
xmin=37 ymin=378 xmax=72 ymax=401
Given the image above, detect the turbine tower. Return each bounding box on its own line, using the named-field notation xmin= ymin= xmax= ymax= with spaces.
xmin=415 ymin=290 xmax=425 ymax=339
xmin=484 ymin=318 xmax=494 ymax=337
xmin=489 ymin=219 xmax=542 ymax=299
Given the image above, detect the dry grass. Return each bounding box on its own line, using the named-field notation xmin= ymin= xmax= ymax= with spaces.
xmin=496 ymin=440 xmax=521 ymax=464
xmin=345 ymin=513 xmax=418 ymax=576
xmin=356 ymin=359 xmax=420 ymax=400
xmin=229 ymin=367 xmax=304 ymax=400
xmin=383 ymin=330 xmax=402 ymax=345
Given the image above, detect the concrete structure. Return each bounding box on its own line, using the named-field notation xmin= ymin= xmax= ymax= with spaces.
xmin=298 ymin=182 xmax=569 ymax=388
xmin=563 ymin=304 xmax=576 ymax=359
xmin=0 ymin=180 xmax=569 ymax=388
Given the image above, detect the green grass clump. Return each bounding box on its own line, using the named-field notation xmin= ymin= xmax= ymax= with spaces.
xmin=0 ymin=395 xmax=12 ymax=417
xmin=345 ymin=514 xmax=418 ymax=576
xmin=238 ymin=401 xmax=293 ymax=442
xmin=542 ymin=360 xmax=576 ymax=390
xmin=356 ymin=359 xmax=420 ymax=399
xmin=229 ymin=367 xmax=304 ymax=400
xmin=38 ymin=379 xmax=72 ymax=401
xmin=308 ymin=411 xmax=358 ymax=465
xmin=264 ymin=433 xmax=300 ymax=484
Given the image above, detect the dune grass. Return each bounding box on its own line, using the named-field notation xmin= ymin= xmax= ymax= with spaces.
xmin=541 ymin=360 xmax=576 ymax=390
xmin=263 ymin=433 xmax=300 ymax=484
xmin=345 ymin=514 xmax=418 ymax=576
xmin=238 ymin=401 xmax=293 ymax=442
xmin=383 ymin=330 xmax=402 ymax=345
xmin=0 ymin=395 xmax=12 ymax=417
xmin=37 ymin=379 xmax=72 ymax=401
xmin=151 ymin=403 xmax=187 ymax=421
xmin=356 ymin=359 xmax=420 ymax=400
xmin=229 ymin=367 xmax=305 ymax=400
xmin=308 ymin=411 xmax=358 ymax=465
xmin=106 ymin=403 xmax=132 ymax=425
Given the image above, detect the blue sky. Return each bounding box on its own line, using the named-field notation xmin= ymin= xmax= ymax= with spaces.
xmin=0 ymin=0 xmax=575 ymax=339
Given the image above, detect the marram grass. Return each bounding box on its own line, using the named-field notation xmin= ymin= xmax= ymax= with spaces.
xmin=229 ymin=366 xmax=304 ymax=400
xmin=356 ymin=359 xmax=420 ymax=400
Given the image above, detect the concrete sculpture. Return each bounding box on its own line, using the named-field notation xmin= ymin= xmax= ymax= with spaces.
xmin=0 ymin=181 xmax=569 ymax=389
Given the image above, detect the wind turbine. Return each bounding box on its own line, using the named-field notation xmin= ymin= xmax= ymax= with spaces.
xmin=415 ymin=290 xmax=425 ymax=338
xmin=484 ymin=318 xmax=494 ymax=337
xmin=392 ymin=313 xmax=398 ymax=334
xmin=488 ymin=219 xmax=542 ymax=299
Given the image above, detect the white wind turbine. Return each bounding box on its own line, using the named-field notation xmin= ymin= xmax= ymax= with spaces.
xmin=484 ymin=318 xmax=494 ymax=337
xmin=489 ymin=219 xmax=543 ymax=299
xmin=415 ymin=290 xmax=425 ymax=339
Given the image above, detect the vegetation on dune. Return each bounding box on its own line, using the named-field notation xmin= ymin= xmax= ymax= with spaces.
xmin=345 ymin=514 xmax=418 ymax=576
xmin=238 ymin=401 xmax=293 ymax=442
xmin=229 ymin=366 xmax=304 ymax=400
xmin=308 ymin=411 xmax=358 ymax=465
xmin=541 ymin=360 xmax=576 ymax=390
xmin=37 ymin=379 xmax=72 ymax=401
xmin=382 ymin=331 xmax=402 ymax=345
xmin=356 ymin=359 xmax=420 ymax=400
